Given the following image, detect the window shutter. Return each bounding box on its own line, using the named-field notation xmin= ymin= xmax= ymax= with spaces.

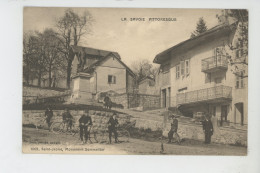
xmin=180 ymin=61 xmax=185 ymax=76
xmin=114 ymin=76 xmax=116 ymax=84
xmin=240 ymin=71 xmax=244 ymax=88
xmin=185 ymin=60 xmax=190 ymax=76
xmin=176 ymin=64 xmax=180 ymax=79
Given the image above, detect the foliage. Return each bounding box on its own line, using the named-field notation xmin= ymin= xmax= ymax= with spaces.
xmin=23 ymin=29 xmax=66 ymax=87
xmin=131 ymin=59 xmax=159 ymax=83
xmin=190 ymin=17 xmax=208 ymax=38
xmin=55 ymin=8 xmax=94 ymax=88
xmin=23 ymin=9 xmax=94 ymax=88
xmin=218 ymin=10 xmax=248 ymax=78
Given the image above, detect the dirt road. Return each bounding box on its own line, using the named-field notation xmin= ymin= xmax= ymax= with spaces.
xmin=22 ymin=127 xmax=246 ymax=155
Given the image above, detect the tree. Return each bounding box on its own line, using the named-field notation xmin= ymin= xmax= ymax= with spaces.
xmin=190 ymin=17 xmax=208 ymax=38
xmin=23 ymin=32 xmax=37 ymax=85
xmin=25 ymin=32 xmax=47 ymax=87
xmin=37 ymin=29 xmax=65 ymax=87
xmin=131 ymin=59 xmax=158 ymax=83
xmin=56 ymin=8 xmax=94 ymax=88
xmin=23 ymin=29 xmax=66 ymax=87
xmin=217 ymin=9 xmax=248 ymax=78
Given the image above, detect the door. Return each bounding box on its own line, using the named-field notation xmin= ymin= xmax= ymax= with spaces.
xmin=235 ymin=103 xmax=244 ymax=126
xmin=168 ymin=87 xmax=171 ymax=107
xmin=220 ymin=105 xmax=228 ymax=126
xmin=162 ymin=89 xmax=166 ymax=108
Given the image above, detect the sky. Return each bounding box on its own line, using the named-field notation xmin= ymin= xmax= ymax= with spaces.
xmin=24 ymin=7 xmax=222 ymax=67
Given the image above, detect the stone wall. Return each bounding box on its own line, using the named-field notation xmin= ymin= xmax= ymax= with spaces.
xmin=130 ymin=117 xmax=247 ymax=146
xmin=23 ymin=110 xmax=247 ymax=146
xmin=23 ymin=86 xmax=70 ymax=104
xmin=162 ymin=122 xmax=247 ymax=146
xmin=110 ymin=94 xmax=128 ymax=109
xmin=23 ymin=110 xmax=131 ymax=131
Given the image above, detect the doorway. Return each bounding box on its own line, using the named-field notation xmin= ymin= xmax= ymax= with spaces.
xmin=235 ymin=103 xmax=244 ymax=126
xmin=168 ymin=87 xmax=171 ymax=107
xmin=162 ymin=89 xmax=166 ymax=108
xmin=220 ymin=105 xmax=228 ymax=126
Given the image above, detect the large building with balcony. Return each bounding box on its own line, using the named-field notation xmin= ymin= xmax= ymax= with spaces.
xmin=153 ymin=22 xmax=248 ymax=128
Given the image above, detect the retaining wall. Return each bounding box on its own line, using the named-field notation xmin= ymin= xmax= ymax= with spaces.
xmin=23 ymin=110 xmax=247 ymax=146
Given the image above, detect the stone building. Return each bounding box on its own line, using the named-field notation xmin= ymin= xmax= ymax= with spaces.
xmin=69 ymin=46 xmax=136 ymax=104
xmin=153 ymin=20 xmax=248 ymax=128
xmin=138 ymin=76 xmax=159 ymax=95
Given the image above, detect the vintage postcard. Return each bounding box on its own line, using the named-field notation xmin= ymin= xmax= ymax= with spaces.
xmin=23 ymin=7 xmax=248 ymax=155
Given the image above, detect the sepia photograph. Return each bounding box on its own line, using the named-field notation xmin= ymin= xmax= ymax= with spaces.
xmin=22 ymin=7 xmax=248 ymax=155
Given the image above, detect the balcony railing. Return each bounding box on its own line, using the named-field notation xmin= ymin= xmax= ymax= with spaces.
xmin=176 ymin=85 xmax=232 ymax=105
xmin=201 ymin=55 xmax=228 ymax=73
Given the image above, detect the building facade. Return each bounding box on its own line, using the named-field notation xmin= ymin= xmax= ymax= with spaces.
xmin=70 ymin=46 xmax=136 ymax=104
xmin=154 ymin=22 xmax=248 ymax=127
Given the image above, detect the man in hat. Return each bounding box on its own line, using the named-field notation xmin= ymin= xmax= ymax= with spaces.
xmin=107 ymin=112 xmax=119 ymax=144
xmin=45 ymin=106 xmax=53 ymax=131
xmin=62 ymin=108 xmax=73 ymax=131
xmin=79 ymin=110 xmax=93 ymax=144
xmin=104 ymin=95 xmax=110 ymax=109
xmin=202 ymin=115 xmax=214 ymax=144
xmin=168 ymin=115 xmax=181 ymax=144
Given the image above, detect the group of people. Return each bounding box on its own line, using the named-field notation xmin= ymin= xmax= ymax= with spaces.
xmin=44 ymin=107 xmax=119 ymax=144
xmin=167 ymin=114 xmax=214 ymax=144
xmin=45 ymin=106 xmax=214 ymax=145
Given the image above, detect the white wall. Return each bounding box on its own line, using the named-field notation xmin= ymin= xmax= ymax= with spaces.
xmin=95 ymin=56 xmax=127 ymax=94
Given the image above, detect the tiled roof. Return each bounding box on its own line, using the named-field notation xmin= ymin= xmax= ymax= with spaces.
xmin=153 ymin=22 xmax=237 ymax=64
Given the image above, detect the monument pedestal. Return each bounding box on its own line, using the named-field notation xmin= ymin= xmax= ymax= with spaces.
xmin=70 ymin=72 xmax=94 ymax=104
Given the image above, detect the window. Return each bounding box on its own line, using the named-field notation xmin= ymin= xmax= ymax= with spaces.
xmin=180 ymin=61 xmax=185 ymax=76
xmin=235 ymin=71 xmax=244 ymax=89
xmin=185 ymin=60 xmax=190 ymax=76
xmin=235 ymin=41 xmax=244 ymax=59
xmin=176 ymin=64 xmax=180 ymax=79
xmin=108 ymin=75 xmax=116 ymax=84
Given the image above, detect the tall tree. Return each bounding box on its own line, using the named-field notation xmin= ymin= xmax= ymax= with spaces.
xmin=131 ymin=59 xmax=158 ymax=83
xmin=190 ymin=17 xmax=208 ymax=38
xmin=23 ymin=32 xmax=36 ymax=85
xmin=28 ymin=33 xmax=48 ymax=87
xmin=38 ymin=29 xmax=65 ymax=87
xmin=217 ymin=9 xmax=248 ymax=78
xmin=56 ymin=9 xmax=93 ymax=88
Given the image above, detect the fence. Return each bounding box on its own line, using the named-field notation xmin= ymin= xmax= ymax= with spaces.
xmin=110 ymin=93 xmax=160 ymax=110
xmin=176 ymin=85 xmax=232 ymax=105
xmin=201 ymin=55 xmax=228 ymax=72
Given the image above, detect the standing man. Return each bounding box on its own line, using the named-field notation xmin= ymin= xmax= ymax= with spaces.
xmin=107 ymin=112 xmax=119 ymax=144
xmin=62 ymin=108 xmax=73 ymax=131
xmin=167 ymin=115 xmax=181 ymax=144
xmin=104 ymin=95 xmax=110 ymax=109
xmin=79 ymin=110 xmax=93 ymax=144
xmin=45 ymin=106 xmax=53 ymax=131
xmin=202 ymin=115 xmax=214 ymax=144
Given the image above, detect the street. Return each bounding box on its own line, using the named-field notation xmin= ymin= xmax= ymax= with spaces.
xmin=23 ymin=127 xmax=247 ymax=155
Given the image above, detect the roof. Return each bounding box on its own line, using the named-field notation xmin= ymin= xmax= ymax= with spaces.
xmin=153 ymin=23 xmax=237 ymax=64
xmin=83 ymin=52 xmax=136 ymax=78
xmin=70 ymin=45 xmax=121 ymax=59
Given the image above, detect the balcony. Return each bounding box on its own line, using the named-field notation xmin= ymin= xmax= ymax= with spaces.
xmin=177 ymin=85 xmax=232 ymax=105
xmin=201 ymin=55 xmax=228 ymax=73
